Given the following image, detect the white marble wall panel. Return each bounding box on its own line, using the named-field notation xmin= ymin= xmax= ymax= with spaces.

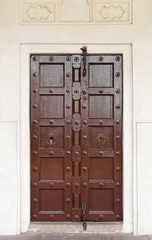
xmin=0 ymin=122 xmax=19 ymax=235
xmin=137 ymin=123 xmax=152 ymax=235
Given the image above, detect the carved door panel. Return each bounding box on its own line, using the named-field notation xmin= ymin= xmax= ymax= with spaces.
xmin=31 ymin=54 xmax=122 ymax=222
xmin=81 ymin=55 xmax=123 ymax=222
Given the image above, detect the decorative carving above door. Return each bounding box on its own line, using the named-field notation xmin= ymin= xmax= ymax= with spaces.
xmin=20 ymin=0 xmax=132 ymax=24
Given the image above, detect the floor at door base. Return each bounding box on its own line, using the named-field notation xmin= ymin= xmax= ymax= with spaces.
xmin=29 ymin=222 xmax=123 ymax=234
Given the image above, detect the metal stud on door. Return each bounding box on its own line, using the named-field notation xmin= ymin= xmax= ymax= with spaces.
xmin=30 ymin=52 xmax=123 ymax=225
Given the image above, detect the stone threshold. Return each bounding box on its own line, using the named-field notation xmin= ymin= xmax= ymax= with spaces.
xmin=29 ymin=222 xmax=124 ymax=234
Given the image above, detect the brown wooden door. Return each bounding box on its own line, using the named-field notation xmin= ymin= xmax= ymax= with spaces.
xmin=31 ymin=54 xmax=122 ymax=222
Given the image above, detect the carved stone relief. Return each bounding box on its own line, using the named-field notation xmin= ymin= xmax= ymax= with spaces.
xmin=94 ymin=1 xmax=131 ymax=23
xmin=20 ymin=0 xmax=132 ymax=24
xmin=21 ymin=1 xmax=55 ymax=22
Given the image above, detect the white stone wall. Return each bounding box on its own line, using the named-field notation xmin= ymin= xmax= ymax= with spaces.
xmin=0 ymin=0 xmax=152 ymax=235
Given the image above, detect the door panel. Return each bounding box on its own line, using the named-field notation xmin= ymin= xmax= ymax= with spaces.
xmin=31 ymin=54 xmax=123 ymax=222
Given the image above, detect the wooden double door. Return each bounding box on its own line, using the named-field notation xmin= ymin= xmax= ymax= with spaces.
xmin=31 ymin=53 xmax=123 ymax=223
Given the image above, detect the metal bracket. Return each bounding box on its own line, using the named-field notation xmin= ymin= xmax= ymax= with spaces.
xmin=81 ymin=201 xmax=87 ymax=231
xmin=80 ymin=46 xmax=87 ymax=77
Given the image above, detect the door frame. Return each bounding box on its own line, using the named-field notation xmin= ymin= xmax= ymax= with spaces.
xmin=19 ymin=44 xmax=133 ymax=233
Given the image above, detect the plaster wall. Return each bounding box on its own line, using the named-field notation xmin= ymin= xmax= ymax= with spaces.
xmin=0 ymin=0 xmax=152 ymax=235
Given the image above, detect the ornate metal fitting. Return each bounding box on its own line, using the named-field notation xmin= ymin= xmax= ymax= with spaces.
xmin=81 ymin=46 xmax=87 ymax=77
xmin=49 ymin=89 xmax=54 ymax=93
xmin=66 ymin=56 xmax=71 ymax=61
xmin=83 ymin=120 xmax=87 ymax=125
xmin=33 ymin=72 xmax=37 ymax=77
xmin=100 ymin=182 xmax=104 ymax=187
xmin=50 ymin=183 xmax=54 ymax=187
xmin=116 ymin=88 xmax=120 ymax=94
xmin=33 ymin=167 xmax=38 ymax=172
xmin=115 ymin=72 xmax=120 ymax=77
xmin=82 ymin=167 xmax=87 ymax=172
xmin=66 ymin=182 xmax=71 ymax=187
xmin=66 ymin=167 xmax=71 ymax=171
xmin=66 ymin=105 xmax=71 ymax=109
xmin=99 ymin=56 xmax=104 ymax=62
xmin=50 ymin=120 xmax=54 ymax=124
xmin=66 ymin=89 xmax=70 ymax=93
xmin=33 ymin=104 xmax=38 ymax=109
xmin=115 ymin=56 xmax=121 ymax=61
xmin=99 ymin=89 xmax=104 ymax=94
xmin=49 ymin=56 xmax=54 ymax=61
xmin=32 ymin=56 xmax=38 ymax=62
xmin=74 ymin=57 xmax=79 ymax=62
xmin=33 ymin=120 xmax=38 ymax=124
xmin=33 ymin=89 xmax=38 ymax=93
xmin=66 ymin=73 xmax=71 ymax=78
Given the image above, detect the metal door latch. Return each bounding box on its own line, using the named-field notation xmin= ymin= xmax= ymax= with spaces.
xmin=81 ymin=201 xmax=87 ymax=231
xmin=81 ymin=46 xmax=87 ymax=77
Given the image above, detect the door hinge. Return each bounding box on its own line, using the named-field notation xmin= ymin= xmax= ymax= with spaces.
xmin=80 ymin=46 xmax=87 ymax=77
xmin=81 ymin=201 xmax=87 ymax=231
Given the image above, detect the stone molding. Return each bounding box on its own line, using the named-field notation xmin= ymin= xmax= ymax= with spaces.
xmin=20 ymin=0 xmax=132 ymax=24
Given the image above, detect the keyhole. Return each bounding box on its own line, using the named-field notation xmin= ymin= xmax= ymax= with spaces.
xmin=50 ymin=137 xmax=53 ymax=145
